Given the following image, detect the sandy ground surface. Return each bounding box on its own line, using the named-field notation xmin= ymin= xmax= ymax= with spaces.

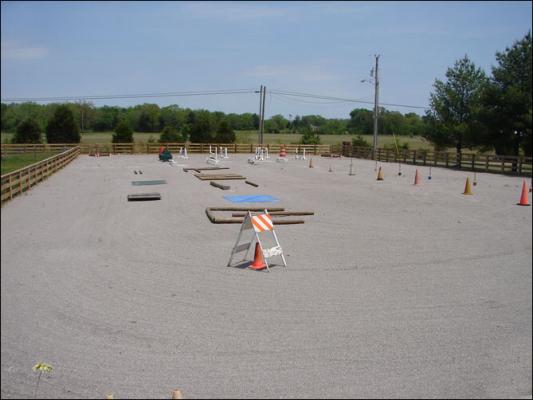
xmin=1 ymin=153 xmax=531 ymax=399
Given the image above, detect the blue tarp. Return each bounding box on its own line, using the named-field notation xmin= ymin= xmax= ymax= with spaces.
xmin=223 ymin=195 xmax=280 ymax=203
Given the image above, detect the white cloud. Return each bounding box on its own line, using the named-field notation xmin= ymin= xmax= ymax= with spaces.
xmin=1 ymin=40 xmax=48 ymax=60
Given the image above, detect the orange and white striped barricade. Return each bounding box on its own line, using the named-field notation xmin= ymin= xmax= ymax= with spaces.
xmin=227 ymin=210 xmax=287 ymax=272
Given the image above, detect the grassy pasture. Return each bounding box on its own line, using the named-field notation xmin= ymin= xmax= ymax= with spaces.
xmin=1 ymin=151 xmax=59 ymax=175
xmin=2 ymin=130 xmax=434 ymax=149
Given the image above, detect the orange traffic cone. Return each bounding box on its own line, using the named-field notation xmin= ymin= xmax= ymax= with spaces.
xmin=517 ymin=180 xmax=530 ymax=206
xmin=463 ymin=177 xmax=473 ymax=195
xmin=413 ymin=169 xmax=421 ymax=185
xmin=250 ymin=242 xmax=266 ymax=270
xmin=377 ymin=167 xmax=384 ymax=181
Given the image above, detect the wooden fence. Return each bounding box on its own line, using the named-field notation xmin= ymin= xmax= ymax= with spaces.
xmin=1 ymin=147 xmax=80 ymax=205
xmin=342 ymin=143 xmax=532 ymax=177
xmin=0 ymin=143 xmax=332 ymax=155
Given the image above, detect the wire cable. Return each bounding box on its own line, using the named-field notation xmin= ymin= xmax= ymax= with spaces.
xmin=270 ymin=89 xmax=427 ymax=110
xmin=1 ymin=89 xmax=257 ymax=102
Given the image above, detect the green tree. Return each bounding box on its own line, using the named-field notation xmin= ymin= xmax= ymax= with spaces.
xmin=45 ymin=105 xmax=80 ymax=143
xmin=266 ymin=114 xmax=288 ymax=133
xmin=188 ymin=111 xmax=213 ymax=143
xmin=319 ymin=119 xmax=348 ymax=135
xmin=159 ymin=126 xmax=184 ymax=143
xmin=214 ymin=120 xmax=236 ymax=143
xmin=136 ymin=104 xmax=160 ymax=132
xmin=13 ymin=118 xmax=42 ymax=143
xmin=478 ymin=31 xmax=532 ymax=157
xmin=112 ymin=120 xmax=133 ymax=143
xmin=93 ymin=106 xmax=123 ymax=131
xmin=300 ymin=127 xmax=321 ymax=144
xmin=424 ymin=55 xmax=488 ymax=163
xmin=348 ymin=108 xmax=373 ymax=134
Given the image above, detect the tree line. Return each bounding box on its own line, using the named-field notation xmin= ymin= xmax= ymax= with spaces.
xmin=2 ymin=32 xmax=530 ymax=155
xmin=1 ymin=102 xmax=426 ymax=136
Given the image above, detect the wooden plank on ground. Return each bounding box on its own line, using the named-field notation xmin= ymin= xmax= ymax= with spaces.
xmin=127 ymin=193 xmax=161 ymax=201
xmin=210 ymin=181 xmax=230 ymax=190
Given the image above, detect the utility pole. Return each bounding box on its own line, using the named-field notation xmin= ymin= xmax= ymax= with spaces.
xmin=259 ymin=86 xmax=266 ymax=147
xmin=257 ymin=85 xmax=263 ymax=144
xmin=372 ymin=55 xmax=380 ymax=160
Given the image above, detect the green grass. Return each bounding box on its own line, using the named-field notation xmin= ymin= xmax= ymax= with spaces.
xmin=1 ymin=151 xmax=59 ymax=175
xmin=2 ymin=130 xmax=435 ymax=150
xmin=235 ymin=131 xmax=435 ymax=149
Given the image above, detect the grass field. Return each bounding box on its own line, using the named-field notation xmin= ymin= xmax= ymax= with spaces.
xmin=1 ymin=151 xmax=59 ymax=175
xmin=1 ymin=131 xmax=435 ymax=149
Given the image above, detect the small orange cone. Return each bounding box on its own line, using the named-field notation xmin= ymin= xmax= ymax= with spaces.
xmin=463 ymin=177 xmax=473 ymax=195
xmin=250 ymin=242 xmax=266 ymax=270
xmin=413 ymin=169 xmax=421 ymax=185
xmin=377 ymin=167 xmax=384 ymax=181
xmin=517 ymin=180 xmax=530 ymax=206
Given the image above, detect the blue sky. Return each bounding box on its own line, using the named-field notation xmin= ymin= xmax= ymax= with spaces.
xmin=1 ymin=1 xmax=531 ymax=118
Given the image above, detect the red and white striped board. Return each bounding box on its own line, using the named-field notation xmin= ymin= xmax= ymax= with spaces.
xmin=227 ymin=210 xmax=287 ymax=272
xmin=251 ymin=213 xmax=273 ymax=232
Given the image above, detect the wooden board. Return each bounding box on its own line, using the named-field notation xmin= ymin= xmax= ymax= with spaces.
xmin=194 ymin=173 xmax=245 ymax=181
xmin=127 ymin=193 xmax=161 ymax=201
xmin=131 ymin=180 xmax=167 ymax=186
xmin=210 ymin=181 xmax=230 ymax=190
xmin=183 ymin=167 xmax=230 ymax=173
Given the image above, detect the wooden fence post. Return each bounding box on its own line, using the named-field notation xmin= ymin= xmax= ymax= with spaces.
xmin=485 ymin=155 xmax=489 ymax=172
xmin=518 ymin=157 xmax=523 ymax=175
xmin=445 ymin=152 xmax=449 ymax=167
xmin=9 ymin=174 xmax=13 ymax=199
xmin=385 ymin=149 xmax=390 ymax=162
xmin=423 ymin=151 xmax=427 ymax=166
xmin=413 ymin=150 xmax=417 ymax=165
xmin=501 ymin=159 xmax=505 ymax=173
xmin=471 ymin=154 xmax=476 ymax=171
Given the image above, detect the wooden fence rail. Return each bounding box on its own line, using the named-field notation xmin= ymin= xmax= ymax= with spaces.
xmin=341 ymin=142 xmax=532 ymax=177
xmin=1 ymin=143 xmax=332 ymax=155
xmin=1 ymin=147 xmax=80 ymax=205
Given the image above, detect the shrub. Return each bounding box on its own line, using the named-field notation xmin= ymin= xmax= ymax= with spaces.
xmin=159 ymin=126 xmax=184 ymax=143
xmin=187 ymin=113 xmax=213 ymax=143
xmin=14 ymin=118 xmax=42 ymax=143
xmin=384 ymin=141 xmax=409 ymax=151
xmin=351 ymin=134 xmax=370 ymax=148
xmin=300 ymin=128 xmax=321 ymax=144
xmin=112 ymin=120 xmax=133 ymax=143
xmin=45 ymin=105 xmax=80 ymax=143
xmin=214 ymin=121 xmax=235 ymax=143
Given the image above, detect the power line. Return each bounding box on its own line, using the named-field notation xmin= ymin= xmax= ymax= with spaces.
xmin=270 ymin=89 xmax=427 ymax=110
xmin=2 ymin=86 xmax=428 ymax=110
xmin=270 ymin=92 xmax=358 ymax=105
xmin=1 ymin=88 xmax=257 ymax=102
